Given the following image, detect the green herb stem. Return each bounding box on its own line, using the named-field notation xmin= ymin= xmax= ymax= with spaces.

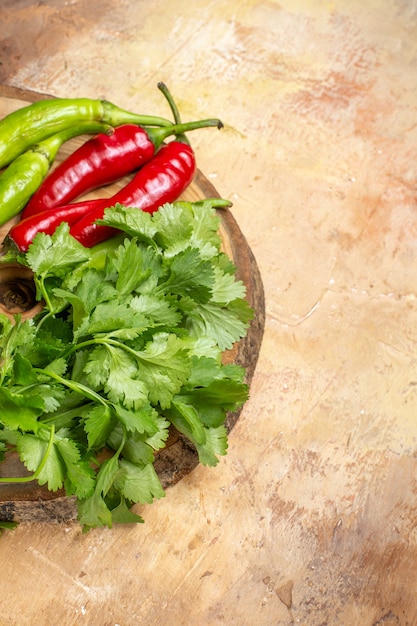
xmin=0 ymin=201 xmax=252 ymax=529
xmin=61 ymin=335 xmax=141 ymax=363
xmin=0 ymin=425 xmax=55 ymax=483
xmin=38 ymin=367 xmax=109 ymax=408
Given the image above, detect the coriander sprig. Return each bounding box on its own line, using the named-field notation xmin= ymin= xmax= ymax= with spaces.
xmin=0 ymin=200 xmax=252 ymax=530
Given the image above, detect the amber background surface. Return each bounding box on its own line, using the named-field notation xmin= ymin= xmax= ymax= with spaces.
xmin=1 ymin=1 xmax=417 ymax=624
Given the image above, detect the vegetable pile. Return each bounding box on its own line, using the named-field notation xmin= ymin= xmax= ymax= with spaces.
xmin=0 ymin=84 xmax=253 ymax=531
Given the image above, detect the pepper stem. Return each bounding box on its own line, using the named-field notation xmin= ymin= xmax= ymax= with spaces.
xmin=146 ymin=117 xmax=222 ymax=150
xmin=157 ymin=82 xmax=188 ymax=145
xmin=158 ymin=82 xmax=182 ymax=125
xmin=101 ymin=100 xmax=173 ymax=127
xmin=156 ymin=82 xmax=223 ymax=147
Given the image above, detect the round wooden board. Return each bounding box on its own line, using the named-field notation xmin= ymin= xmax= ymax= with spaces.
xmin=0 ymin=85 xmax=265 ymax=523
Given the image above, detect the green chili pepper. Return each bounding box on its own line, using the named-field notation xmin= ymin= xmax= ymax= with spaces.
xmin=0 ymin=97 xmax=173 ymax=170
xmin=0 ymin=121 xmax=113 ymax=226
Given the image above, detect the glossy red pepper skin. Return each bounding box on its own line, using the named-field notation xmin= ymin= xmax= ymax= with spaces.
xmin=69 ymin=141 xmax=196 ymax=248
xmin=8 ymin=198 xmax=103 ymax=252
xmin=22 ymin=125 xmax=155 ymax=218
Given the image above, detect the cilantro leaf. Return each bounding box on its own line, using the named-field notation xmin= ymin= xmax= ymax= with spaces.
xmin=152 ymin=202 xmax=194 ymax=251
xmin=83 ymin=404 xmax=115 ymax=449
xmin=145 ymin=416 xmax=170 ymax=450
xmin=0 ymin=199 xmax=254 ymax=531
xmin=133 ymin=332 xmax=191 ymax=409
xmin=97 ymin=203 xmax=158 ymax=244
xmin=16 ymin=429 xmax=64 ymax=491
xmin=25 ymin=222 xmax=90 ymax=278
xmin=0 ymin=388 xmax=43 ymax=432
xmin=184 ymin=301 xmax=251 ymax=351
xmin=54 ymin=431 xmax=95 ymax=498
xmin=157 ymin=247 xmax=214 ymax=304
xmin=13 ymin=352 xmax=38 ymax=385
xmin=78 ymin=490 xmax=113 ymax=531
xmin=176 ymin=379 xmax=248 ymax=428
xmin=78 ymin=453 xmax=124 ymax=530
xmin=20 ymin=322 xmax=71 ymax=368
xmin=110 ymin=496 xmax=144 ymax=525
xmin=114 ymin=238 xmax=155 ymax=295
xmin=0 ymin=317 xmax=35 ymax=383
xmin=76 ymin=301 xmax=149 ymax=338
xmin=84 ymin=344 xmax=148 ymax=409
xmin=130 ymin=293 xmax=182 ymax=328
xmin=167 ymin=399 xmax=207 ymax=446
xmin=211 ymin=266 xmax=247 ymax=304
xmin=108 ymin=426 xmax=155 ymax=465
xmin=55 ymin=268 xmax=117 ymax=322
xmin=194 ymin=426 xmax=228 ymax=467
xmin=113 ymin=402 xmax=159 ymax=436
xmin=115 ymin=459 xmax=165 ymax=504
xmin=188 ymin=202 xmax=222 ymax=258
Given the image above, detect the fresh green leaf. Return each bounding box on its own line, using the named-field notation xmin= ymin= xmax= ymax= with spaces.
xmin=113 ymin=402 xmax=159 ymax=435
xmin=211 ymin=266 xmax=246 ymax=304
xmin=187 ymin=201 xmax=223 ymax=259
xmin=168 ymin=399 xmax=206 ymax=445
xmin=97 ymin=204 xmax=158 ymax=244
xmin=133 ymin=332 xmax=191 ymax=409
xmin=114 ymin=238 xmax=154 ymax=295
xmin=108 ymin=426 xmax=155 ymax=465
xmin=158 ymin=247 xmax=214 ymax=303
xmin=84 ymin=404 xmax=115 ymax=449
xmin=13 ymin=352 xmax=37 ymax=385
xmin=0 ymin=199 xmax=254 ymax=531
xmin=0 ymin=388 xmax=43 ymax=432
xmin=0 ymin=521 xmax=18 ymax=533
xmin=16 ymin=429 xmax=64 ymax=491
xmin=76 ymin=301 xmax=149 ymax=339
xmin=0 ymin=440 xmax=7 ymax=462
xmin=0 ymin=317 xmax=35 ymax=383
xmin=25 ymin=222 xmax=90 ymax=278
xmin=84 ymin=344 xmax=148 ymax=409
xmin=194 ymin=426 xmax=228 ymax=466
xmin=145 ymin=416 xmax=170 ymax=450
xmin=130 ymin=293 xmax=182 ymax=328
xmin=152 ymin=202 xmax=194 ymax=251
xmin=95 ymin=453 xmax=124 ymax=498
xmin=111 ymin=495 xmax=144 ymax=525
xmin=115 ymin=459 xmax=165 ymax=504
xmin=54 ymin=431 xmax=95 ymax=498
xmin=78 ymin=490 xmax=113 ymax=531
xmin=54 ymin=269 xmax=118 ymax=330
xmin=185 ymin=301 xmax=251 ymax=351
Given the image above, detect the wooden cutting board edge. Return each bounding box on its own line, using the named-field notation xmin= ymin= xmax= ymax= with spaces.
xmin=0 ymin=85 xmax=265 ymax=523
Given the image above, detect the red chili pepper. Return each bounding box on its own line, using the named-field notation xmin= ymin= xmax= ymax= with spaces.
xmin=69 ymin=140 xmax=197 ymax=248
xmin=21 ymin=125 xmax=153 ymax=218
xmin=22 ymin=117 xmax=222 ymax=219
xmin=7 ymin=198 xmax=103 ymax=252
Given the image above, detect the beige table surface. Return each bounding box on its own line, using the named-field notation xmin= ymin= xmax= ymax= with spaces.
xmin=1 ymin=1 xmax=417 ymax=624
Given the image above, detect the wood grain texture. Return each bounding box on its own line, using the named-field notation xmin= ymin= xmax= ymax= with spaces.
xmin=0 ymin=88 xmax=265 ymax=522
